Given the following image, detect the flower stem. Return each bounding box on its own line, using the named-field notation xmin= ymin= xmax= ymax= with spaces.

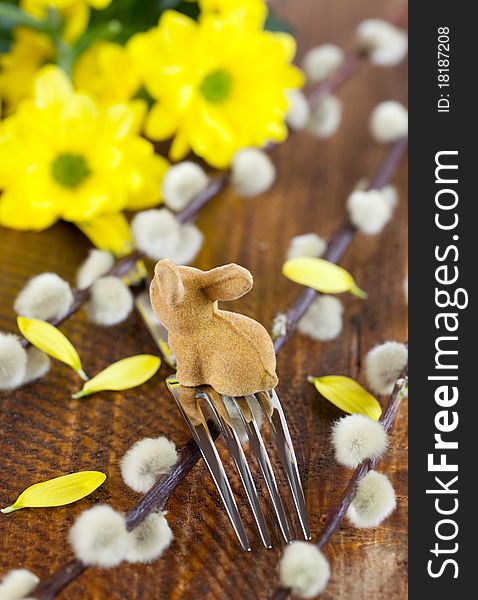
xmin=0 ymin=3 xmax=49 ymax=33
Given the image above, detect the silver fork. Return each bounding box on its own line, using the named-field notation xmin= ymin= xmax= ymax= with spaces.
xmin=166 ymin=377 xmax=310 ymax=550
xmin=136 ymin=290 xmax=310 ymax=549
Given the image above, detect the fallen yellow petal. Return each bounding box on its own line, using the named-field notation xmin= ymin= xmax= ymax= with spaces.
xmin=308 ymin=375 xmax=382 ymax=421
xmin=1 ymin=471 xmax=106 ymax=514
xmin=17 ymin=316 xmax=86 ymax=379
xmin=72 ymin=354 xmax=161 ymax=398
xmin=282 ymin=257 xmax=366 ymax=299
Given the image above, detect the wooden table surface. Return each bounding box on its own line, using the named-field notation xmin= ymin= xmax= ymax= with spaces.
xmin=0 ymin=1 xmax=408 ymax=598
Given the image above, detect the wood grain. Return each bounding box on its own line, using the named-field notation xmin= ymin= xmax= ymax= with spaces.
xmin=0 ymin=1 xmax=408 ymax=598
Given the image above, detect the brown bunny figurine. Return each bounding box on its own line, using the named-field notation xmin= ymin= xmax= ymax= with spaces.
xmin=150 ymin=259 xmax=278 ymax=397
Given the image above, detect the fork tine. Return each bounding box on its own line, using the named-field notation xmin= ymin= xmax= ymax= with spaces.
xmin=166 ymin=378 xmax=251 ymax=551
xmin=258 ymin=390 xmax=311 ymax=540
xmin=199 ymin=392 xmax=273 ymax=549
xmin=233 ymin=396 xmax=292 ymax=543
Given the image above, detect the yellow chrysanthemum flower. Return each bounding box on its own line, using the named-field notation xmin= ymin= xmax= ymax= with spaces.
xmin=129 ymin=9 xmax=303 ymax=168
xmin=0 ymin=29 xmax=53 ymax=113
xmin=21 ymin=0 xmax=112 ymax=43
xmin=73 ymin=41 xmax=141 ymax=105
xmin=0 ymin=66 xmax=168 ymax=232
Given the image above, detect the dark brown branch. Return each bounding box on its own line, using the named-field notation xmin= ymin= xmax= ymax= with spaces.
xmin=307 ymin=52 xmax=365 ymax=110
xmin=271 ymin=364 xmax=408 ymax=600
xmin=273 ymin=135 xmax=408 ymax=354
xmin=125 ymin=423 xmax=218 ymax=530
xmin=176 ymin=174 xmax=229 ymax=224
xmin=32 ymin=561 xmax=86 ymax=600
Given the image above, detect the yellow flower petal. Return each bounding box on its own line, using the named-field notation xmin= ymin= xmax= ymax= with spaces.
xmin=145 ymin=102 xmax=180 ymax=140
xmin=309 ymin=375 xmax=382 ymax=421
xmin=199 ymin=0 xmax=267 ymax=29
xmin=61 ymin=1 xmax=90 ymax=43
xmin=17 ymin=316 xmax=86 ymax=379
xmin=34 ymin=65 xmax=72 ymax=108
xmin=169 ymin=128 xmax=191 ymax=163
xmin=73 ymin=41 xmax=141 ymax=105
xmin=0 ymin=189 xmax=58 ymax=231
xmin=105 ymin=101 xmax=146 ymax=140
xmin=0 ymin=28 xmax=53 ymax=113
xmin=160 ymin=10 xmax=198 ymax=46
xmin=72 ymin=354 xmax=161 ymax=398
xmin=76 ymin=212 xmax=133 ymax=257
xmin=1 ymin=471 xmax=106 ymax=513
xmin=88 ymin=0 xmax=112 ymax=8
xmin=283 ymin=257 xmax=367 ymax=299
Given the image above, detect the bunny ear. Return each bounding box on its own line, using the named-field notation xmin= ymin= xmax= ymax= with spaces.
xmin=153 ymin=259 xmax=185 ymax=307
xmin=201 ymin=264 xmax=253 ymax=301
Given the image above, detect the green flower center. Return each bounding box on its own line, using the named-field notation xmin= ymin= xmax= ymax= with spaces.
xmin=200 ymin=69 xmax=233 ymax=103
xmin=51 ymin=153 xmax=90 ymax=189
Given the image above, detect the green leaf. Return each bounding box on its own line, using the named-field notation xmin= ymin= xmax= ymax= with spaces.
xmin=264 ymin=12 xmax=293 ymax=34
xmin=1 ymin=471 xmax=106 ymax=513
xmin=283 ymin=256 xmax=367 ymax=299
xmin=309 ymin=375 xmax=382 ymax=420
xmin=72 ymin=354 xmax=161 ymax=398
xmin=0 ymin=29 xmax=13 ymax=52
xmin=175 ymin=0 xmax=199 ymax=20
xmin=88 ymin=0 xmax=181 ymax=43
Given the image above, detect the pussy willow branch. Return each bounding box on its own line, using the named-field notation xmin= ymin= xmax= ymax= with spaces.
xmin=31 ymin=131 xmax=408 ymax=600
xmin=271 ymin=364 xmax=408 ymax=600
xmin=308 ymin=3 xmax=408 ymax=110
xmin=273 ymin=134 xmax=408 ymax=353
xmin=33 ymin=432 xmax=210 ymax=600
xmin=27 ymin=11 xmax=408 ymax=595
xmin=18 ymin=250 xmax=144 ymax=349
